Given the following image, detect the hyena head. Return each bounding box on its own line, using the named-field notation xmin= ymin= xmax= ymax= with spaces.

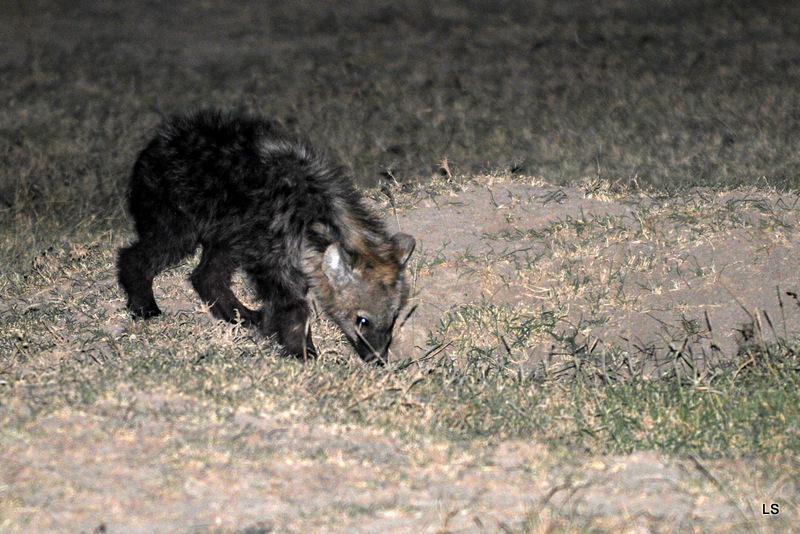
xmin=318 ymin=233 xmax=415 ymax=363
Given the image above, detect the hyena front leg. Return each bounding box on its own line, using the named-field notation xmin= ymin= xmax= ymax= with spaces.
xmin=252 ymin=282 xmax=317 ymax=359
xmin=248 ymin=272 xmax=316 ymax=359
xmin=190 ymin=244 xmax=260 ymax=326
xmin=265 ymin=299 xmax=317 ymax=359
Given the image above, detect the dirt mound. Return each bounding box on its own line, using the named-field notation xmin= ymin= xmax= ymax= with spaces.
xmin=392 ymin=181 xmax=800 ymax=375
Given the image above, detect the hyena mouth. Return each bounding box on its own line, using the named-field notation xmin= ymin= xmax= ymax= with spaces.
xmin=353 ymin=328 xmax=388 ymax=365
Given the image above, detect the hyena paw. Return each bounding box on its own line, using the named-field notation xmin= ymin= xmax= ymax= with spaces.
xmin=127 ymin=301 xmax=162 ymax=320
xmin=274 ymin=321 xmax=317 ymax=360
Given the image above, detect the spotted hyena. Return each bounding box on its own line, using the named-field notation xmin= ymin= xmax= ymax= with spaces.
xmin=117 ymin=110 xmax=415 ymax=363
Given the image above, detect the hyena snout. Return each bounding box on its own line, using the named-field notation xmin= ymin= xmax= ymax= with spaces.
xmin=332 ymin=305 xmax=399 ymax=364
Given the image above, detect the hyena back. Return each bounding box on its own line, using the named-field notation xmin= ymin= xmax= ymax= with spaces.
xmin=117 ymin=110 xmax=415 ymax=363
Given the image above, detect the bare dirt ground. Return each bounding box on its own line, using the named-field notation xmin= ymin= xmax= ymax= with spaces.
xmin=3 ymin=181 xmax=798 ymax=533
xmin=0 ymin=403 xmax=761 ymax=533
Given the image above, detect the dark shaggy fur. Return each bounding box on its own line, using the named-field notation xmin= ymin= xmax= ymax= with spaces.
xmin=118 ymin=110 xmax=415 ymax=362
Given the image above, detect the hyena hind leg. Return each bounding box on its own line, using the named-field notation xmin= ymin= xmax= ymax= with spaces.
xmin=119 ymin=189 xmax=199 ymax=320
xmin=118 ymin=238 xmax=194 ymax=319
xmin=190 ymin=245 xmax=261 ymax=326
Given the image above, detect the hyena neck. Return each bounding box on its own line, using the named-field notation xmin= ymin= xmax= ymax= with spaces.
xmin=256 ymin=136 xmax=392 ymax=268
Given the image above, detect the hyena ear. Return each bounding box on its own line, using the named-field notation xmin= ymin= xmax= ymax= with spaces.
xmin=322 ymin=243 xmax=354 ymax=288
xmin=391 ymin=233 xmax=416 ymax=268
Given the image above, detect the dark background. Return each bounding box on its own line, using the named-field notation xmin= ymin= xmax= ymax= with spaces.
xmin=2 ymin=0 xmax=800 ymax=218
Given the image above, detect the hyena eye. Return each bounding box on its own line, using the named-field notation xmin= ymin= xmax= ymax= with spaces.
xmin=356 ymin=316 xmax=370 ymax=328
